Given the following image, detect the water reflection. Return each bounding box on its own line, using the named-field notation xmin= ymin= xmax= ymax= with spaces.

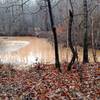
xmin=0 ymin=37 xmax=99 ymax=66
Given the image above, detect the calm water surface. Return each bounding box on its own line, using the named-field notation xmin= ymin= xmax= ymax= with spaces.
xmin=0 ymin=37 xmax=99 ymax=67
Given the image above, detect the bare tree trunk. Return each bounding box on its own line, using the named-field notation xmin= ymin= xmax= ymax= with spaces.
xmin=65 ymin=0 xmax=69 ymax=62
xmin=47 ymin=0 xmax=61 ymax=72
xmin=21 ymin=0 xmax=25 ymax=33
xmin=67 ymin=0 xmax=78 ymax=71
xmin=44 ymin=0 xmax=49 ymax=31
xmin=91 ymin=17 xmax=97 ymax=62
xmin=83 ymin=0 xmax=89 ymax=63
xmin=67 ymin=10 xmax=78 ymax=71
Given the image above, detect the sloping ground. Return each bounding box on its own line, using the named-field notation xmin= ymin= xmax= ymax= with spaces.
xmin=0 ymin=63 xmax=100 ymax=100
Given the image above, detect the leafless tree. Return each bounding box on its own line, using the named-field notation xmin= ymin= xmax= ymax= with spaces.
xmin=83 ymin=0 xmax=89 ymax=63
xmin=47 ymin=0 xmax=61 ymax=72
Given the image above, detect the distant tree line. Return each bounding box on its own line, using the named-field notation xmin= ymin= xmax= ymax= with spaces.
xmin=0 ymin=0 xmax=99 ymax=48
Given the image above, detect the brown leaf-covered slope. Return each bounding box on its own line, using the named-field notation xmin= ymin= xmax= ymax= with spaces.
xmin=0 ymin=63 xmax=99 ymax=100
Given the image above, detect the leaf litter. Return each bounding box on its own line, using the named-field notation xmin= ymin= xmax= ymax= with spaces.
xmin=0 ymin=63 xmax=100 ymax=100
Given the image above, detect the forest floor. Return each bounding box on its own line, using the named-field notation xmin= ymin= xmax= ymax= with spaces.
xmin=0 ymin=63 xmax=100 ymax=100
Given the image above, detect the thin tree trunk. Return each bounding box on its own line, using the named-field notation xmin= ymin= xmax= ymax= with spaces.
xmin=67 ymin=0 xmax=78 ymax=71
xmin=66 ymin=0 xmax=69 ymax=62
xmin=91 ymin=17 xmax=97 ymax=62
xmin=47 ymin=0 xmax=61 ymax=72
xmin=83 ymin=0 xmax=89 ymax=63
xmin=67 ymin=10 xmax=78 ymax=71
xmin=44 ymin=0 xmax=49 ymax=31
